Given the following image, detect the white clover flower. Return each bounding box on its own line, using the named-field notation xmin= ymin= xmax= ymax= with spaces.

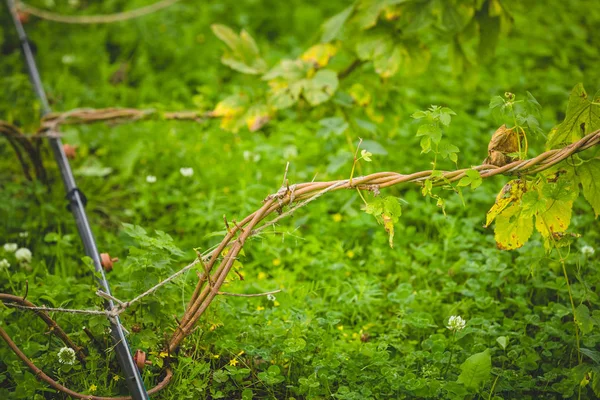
xmin=19 ymin=232 xmax=29 ymax=238
xmin=3 ymin=243 xmax=17 ymax=252
xmin=267 ymin=294 xmax=276 ymax=302
xmin=446 ymin=315 xmax=466 ymax=332
xmin=180 ymin=167 xmax=194 ymax=177
xmin=15 ymin=248 xmax=32 ymax=263
xmin=61 ymin=54 xmax=76 ymax=65
xmin=581 ymin=245 xmax=595 ymax=257
xmin=57 ymin=347 xmax=76 ymax=365
xmin=0 ymin=259 xmax=10 ymax=269
xmin=146 ymin=175 xmax=157 ymax=183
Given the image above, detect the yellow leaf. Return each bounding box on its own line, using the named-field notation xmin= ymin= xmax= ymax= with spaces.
xmin=301 ymin=43 xmax=338 ymax=68
xmin=535 ymin=199 xmax=573 ymax=237
xmin=244 ymin=104 xmax=271 ymax=132
xmin=494 ymin=204 xmax=534 ymax=250
xmin=485 ymin=179 xmax=525 ymax=227
xmin=383 ymin=214 xmax=394 ymax=248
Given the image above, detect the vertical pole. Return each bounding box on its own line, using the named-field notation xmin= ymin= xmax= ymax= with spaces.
xmin=5 ymin=1 xmax=149 ymax=398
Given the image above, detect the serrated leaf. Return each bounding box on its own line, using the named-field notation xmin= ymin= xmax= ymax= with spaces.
xmin=494 ymin=203 xmax=534 ymax=250
xmin=485 ymin=179 xmax=524 ymax=227
xmin=212 ymin=25 xmax=266 ymax=74
xmin=534 ymin=198 xmax=573 ymax=238
xmin=457 ymin=349 xmax=492 ymax=390
xmin=546 ymin=83 xmax=600 ymax=149
xmin=321 ymin=5 xmax=354 ymax=42
xmin=577 ymin=158 xmax=600 ymax=217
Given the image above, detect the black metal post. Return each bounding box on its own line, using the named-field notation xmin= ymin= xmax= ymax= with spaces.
xmin=5 ymin=1 xmax=149 ymax=398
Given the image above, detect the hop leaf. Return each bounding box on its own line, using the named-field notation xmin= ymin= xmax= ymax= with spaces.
xmin=361 ymin=149 xmax=372 ymax=162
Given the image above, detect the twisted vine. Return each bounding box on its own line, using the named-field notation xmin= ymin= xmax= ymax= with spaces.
xmin=2 ymin=108 xmax=599 ymax=398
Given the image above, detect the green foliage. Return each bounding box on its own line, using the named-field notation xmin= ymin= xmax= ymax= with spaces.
xmin=546 ymin=83 xmax=600 ymax=149
xmin=364 ymin=196 xmax=402 ymax=248
xmin=1 ymin=0 xmax=600 ymax=399
xmin=457 ymin=348 xmax=492 ymax=390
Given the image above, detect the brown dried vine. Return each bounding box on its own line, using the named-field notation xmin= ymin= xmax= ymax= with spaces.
xmin=1 ymin=108 xmax=599 ymax=398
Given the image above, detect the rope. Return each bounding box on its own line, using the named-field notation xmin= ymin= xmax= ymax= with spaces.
xmin=16 ymin=0 xmax=181 ymax=24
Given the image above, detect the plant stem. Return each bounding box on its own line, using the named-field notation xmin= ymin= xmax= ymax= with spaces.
xmin=543 ymin=217 xmax=582 ymax=364
xmin=442 ymin=332 xmax=456 ymax=378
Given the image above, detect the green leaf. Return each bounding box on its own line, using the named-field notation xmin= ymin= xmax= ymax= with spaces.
xmin=284 ymin=338 xmax=307 ymax=353
xmin=416 ymin=124 xmax=442 ymax=144
xmin=321 ymin=5 xmax=354 ymax=42
xmin=477 ymin=11 xmax=500 ymax=61
xmin=458 ymin=169 xmax=481 ymax=190
xmin=360 ymin=149 xmax=372 ymax=162
xmin=355 ymin=0 xmax=388 ymax=30
xmin=577 ymin=158 xmax=600 ymax=218
xmin=496 ymin=336 xmax=508 ymax=350
xmin=546 ymin=83 xmax=600 ymax=149
xmin=303 ymin=69 xmax=339 ymax=106
xmin=575 ymin=304 xmax=595 ymax=335
xmin=592 ymin=368 xmax=600 ymax=397
xmin=212 ymin=25 xmax=266 ymax=75
xmin=364 ymin=196 xmax=402 ymax=248
xmin=457 ymin=349 xmax=492 ymax=390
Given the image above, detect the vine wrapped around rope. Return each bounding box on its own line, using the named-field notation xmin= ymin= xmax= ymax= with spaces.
xmin=2 ymin=122 xmax=599 ymax=397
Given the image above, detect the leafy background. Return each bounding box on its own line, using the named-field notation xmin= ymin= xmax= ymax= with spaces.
xmin=1 ymin=0 xmax=600 ymax=399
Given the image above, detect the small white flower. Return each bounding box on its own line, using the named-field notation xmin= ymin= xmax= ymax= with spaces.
xmin=446 ymin=315 xmax=466 ymax=332
xmin=61 ymin=54 xmax=76 ymax=65
xmin=0 ymin=259 xmax=10 ymax=269
xmin=3 ymin=243 xmax=17 ymax=252
xmin=15 ymin=248 xmax=32 ymax=263
xmin=180 ymin=167 xmax=194 ymax=177
xmin=581 ymin=245 xmax=595 ymax=257
xmin=267 ymin=294 xmax=276 ymax=302
xmin=57 ymin=347 xmax=76 ymax=365
xmin=146 ymin=175 xmax=157 ymax=183
xmin=19 ymin=232 xmax=29 ymax=238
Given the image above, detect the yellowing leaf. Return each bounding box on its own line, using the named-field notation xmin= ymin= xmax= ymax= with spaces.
xmin=534 ymin=199 xmax=573 ymax=237
xmin=349 ymin=83 xmax=372 ymax=106
xmin=301 ymin=43 xmax=338 ymax=68
xmin=244 ymin=104 xmax=271 ymax=132
xmin=494 ymin=203 xmax=534 ymax=250
xmin=485 ymin=179 xmax=524 ymax=227
xmin=211 ymin=94 xmax=249 ymax=133
xmin=383 ymin=214 xmax=394 ymax=248
xmin=211 ymin=94 xmax=247 ymax=118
